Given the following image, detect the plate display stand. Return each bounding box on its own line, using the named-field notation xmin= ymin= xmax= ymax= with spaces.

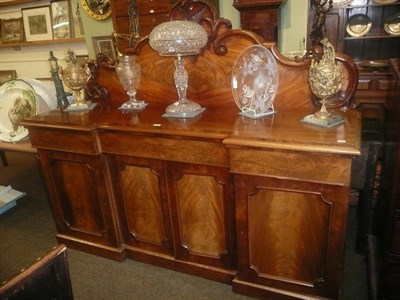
xmin=64 ymin=102 xmax=97 ymax=112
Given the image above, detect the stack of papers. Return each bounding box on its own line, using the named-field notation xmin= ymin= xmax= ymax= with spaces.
xmin=0 ymin=185 xmax=26 ymax=215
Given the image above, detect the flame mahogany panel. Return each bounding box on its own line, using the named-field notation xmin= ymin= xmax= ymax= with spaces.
xmin=233 ymin=174 xmax=350 ymax=299
xmin=109 ymin=155 xmax=174 ymax=256
xmin=165 ymin=162 xmax=236 ymax=271
xmin=37 ymin=150 xmax=124 ymax=261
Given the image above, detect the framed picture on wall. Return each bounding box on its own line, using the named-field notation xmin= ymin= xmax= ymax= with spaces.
xmin=92 ymin=36 xmax=116 ymax=61
xmin=0 ymin=70 xmax=17 ymax=85
xmin=0 ymin=18 xmax=23 ymax=43
xmin=50 ymin=0 xmax=71 ymax=39
xmin=22 ymin=6 xmax=53 ymax=41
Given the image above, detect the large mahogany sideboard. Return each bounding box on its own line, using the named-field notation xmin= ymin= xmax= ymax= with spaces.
xmin=22 ymin=1 xmax=361 ymax=299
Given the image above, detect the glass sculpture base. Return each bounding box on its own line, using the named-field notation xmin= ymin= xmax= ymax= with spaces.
xmin=118 ymin=101 xmax=148 ymax=111
xmin=301 ymin=112 xmax=345 ymax=128
xmin=64 ymin=101 xmax=97 ymax=112
xmin=239 ymin=106 xmax=276 ymax=119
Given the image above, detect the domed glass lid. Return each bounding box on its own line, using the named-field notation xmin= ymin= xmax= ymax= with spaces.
xmin=149 ymin=20 xmax=208 ymax=56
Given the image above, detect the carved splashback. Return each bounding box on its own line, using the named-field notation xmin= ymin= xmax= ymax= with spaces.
xmin=91 ymin=0 xmax=358 ymax=111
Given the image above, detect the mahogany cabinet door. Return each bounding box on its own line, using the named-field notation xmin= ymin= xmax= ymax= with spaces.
xmin=233 ymin=174 xmax=349 ymax=299
xmin=165 ymin=162 xmax=237 ymax=271
xmin=38 ymin=150 xmax=121 ymax=248
xmin=109 ymin=155 xmax=174 ymax=257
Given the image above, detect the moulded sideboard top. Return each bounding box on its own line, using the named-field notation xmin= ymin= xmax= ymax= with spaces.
xmin=22 ymin=101 xmax=361 ymax=157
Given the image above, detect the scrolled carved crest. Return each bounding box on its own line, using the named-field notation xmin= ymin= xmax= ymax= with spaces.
xmin=169 ymin=0 xmax=232 ymax=50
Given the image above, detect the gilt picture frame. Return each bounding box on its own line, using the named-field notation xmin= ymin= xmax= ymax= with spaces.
xmin=81 ymin=0 xmax=111 ymax=21
xmin=22 ymin=6 xmax=53 ymax=41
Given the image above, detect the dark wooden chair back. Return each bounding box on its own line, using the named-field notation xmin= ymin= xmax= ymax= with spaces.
xmin=0 ymin=244 xmax=73 ymax=300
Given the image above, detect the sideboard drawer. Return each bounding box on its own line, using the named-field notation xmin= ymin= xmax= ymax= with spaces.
xmin=99 ymin=131 xmax=229 ymax=166
xmin=28 ymin=128 xmax=100 ymax=154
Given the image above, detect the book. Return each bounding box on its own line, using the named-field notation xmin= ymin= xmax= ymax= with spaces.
xmin=0 ymin=185 xmax=26 ymax=215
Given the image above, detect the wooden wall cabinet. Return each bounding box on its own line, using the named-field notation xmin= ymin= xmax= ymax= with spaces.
xmin=111 ymin=0 xmax=219 ymax=37
xmin=233 ymin=0 xmax=284 ymax=42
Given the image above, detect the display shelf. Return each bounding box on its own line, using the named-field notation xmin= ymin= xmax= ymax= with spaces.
xmin=343 ymin=3 xmax=400 ymax=59
xmin=344 ymin=34 xmax=400 ymax=40
xmin=0 ymin=37 xmax=86 ymax=48
xmin=0 ymin=0 xmax=40 ymax=7
xmin=0 ymin=0 xmax=85 ymax=49
xmin=308 ymin=0 xmax=400 ymax=62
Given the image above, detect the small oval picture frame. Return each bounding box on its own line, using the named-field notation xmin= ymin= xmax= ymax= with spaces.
xmin=81 ymin=0 xmax=111 ymax=21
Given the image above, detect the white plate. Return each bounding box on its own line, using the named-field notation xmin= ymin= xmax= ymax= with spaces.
xmin=231 ymin=45 xmax=279 ymax=117
xmin=0 ymin=79 xmax=38 ymax=142
xmin=19 ymin=77 xmax=57 ymax=113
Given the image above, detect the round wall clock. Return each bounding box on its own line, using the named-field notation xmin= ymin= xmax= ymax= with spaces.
xmin=81 ymin=0 xmax=111 ymax=21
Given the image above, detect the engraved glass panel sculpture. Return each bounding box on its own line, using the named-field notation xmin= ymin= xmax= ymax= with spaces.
xmin=149 ymin=20 xmax=208 ymax=118
xmin=232 ymin=45 xmax=279 ymax=119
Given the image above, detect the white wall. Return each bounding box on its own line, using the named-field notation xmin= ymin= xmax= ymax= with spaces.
xmin=279 ymin=0 xmax=309 ymax=57
xmin=219 ymin=1 xmax=240 ymax=29
xmin=80 ymin=7 xmax=113 ymax=59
